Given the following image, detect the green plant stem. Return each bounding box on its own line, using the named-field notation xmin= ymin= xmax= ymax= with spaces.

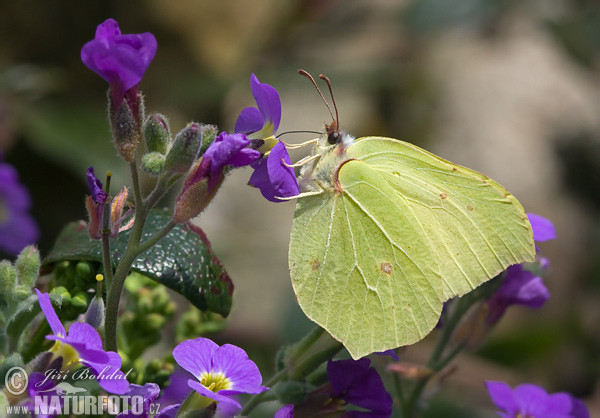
xmin=101 ymin=233 xmax=113 ymax=291
xmin=240 ymin=327 xmax=343 ymax=416
xmin=401 ymin=297 xmax=474 ymax=417
xmin=103 ymin=175 xmax=171 ymax=352
xmin=130 ymin=161 xmax=143 ymax=208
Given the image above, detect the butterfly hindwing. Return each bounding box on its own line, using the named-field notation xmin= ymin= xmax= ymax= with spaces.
xmin=290 ymin=158 xmax=443 ymax=359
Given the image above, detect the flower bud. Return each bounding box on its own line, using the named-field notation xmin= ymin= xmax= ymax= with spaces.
xmin=198 ymin=124 xmax=218 ymax=155
xmin=15 ymin=245 xmax=40 ymax=288
xmin=143 ymin=113 xmax=171 ymax=154
xmin=141 ymin=152 xmax=166 ymax=175
xmin=164 ymin=123 xmax=203 ymax=173
xmin=0 ymin=260 xmax=17 ymax=294
xmin=76 ymin=261 xmax=96 ymax=282
xmin=50 ymin=286 xmax=72 ymax=305
xmin=173 ymin=176 xmax=219 ymax=223
xmin=109 ymin=91 xmax=143 ymax=162
xmin=70 ymin=291 xmax=89 ymax=313
xmin=85 ymin=294 xmax=105 ymax=329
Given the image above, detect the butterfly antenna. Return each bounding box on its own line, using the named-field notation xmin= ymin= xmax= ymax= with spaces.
xmin=319 ymin=74 xmax=339 ymax=129
xmin=298 ymin=69 xmax=335 ymax=121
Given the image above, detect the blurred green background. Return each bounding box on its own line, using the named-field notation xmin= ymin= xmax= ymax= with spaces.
xmin=2 ymin=0 xmax=600 ymax=415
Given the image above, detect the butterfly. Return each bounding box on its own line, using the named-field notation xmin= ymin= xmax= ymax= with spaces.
xmin=288 ymin=71 xmax=535 ymax=359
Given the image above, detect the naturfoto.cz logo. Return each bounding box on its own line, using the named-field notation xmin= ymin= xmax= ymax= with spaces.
xmin=4 ymin=367 xmax=158 ymax=416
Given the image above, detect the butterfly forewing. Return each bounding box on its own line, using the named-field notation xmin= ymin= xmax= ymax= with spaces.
xmin=346 ymin=137 xmax=536 ymax=300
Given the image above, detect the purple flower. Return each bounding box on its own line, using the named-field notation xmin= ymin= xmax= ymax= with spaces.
xmin=203 ymin=133 xmax=261 ymax=179
xmin=486 ymin=381 xmax=589 ymax=418
xmin=234 ymin=74 xmax=299 ymax=203
xmin=527 ymin=212 xmax=556 ymax=242
xmin=275 ymin=404 xmax=294 ymax=418
xmin=485 ymin=264 xmax=550 ymax=325
xmin=485 ymin=213 xmax=555 ymax=325
xmin=234 ymin=73 xmax=281 ymax=139
xmin=81 ymin=18 xmax=157 ymax=108
xmin=173 ymin=133 xmax=260 ymax=223
xmin=0 ymin=161 xmax=39 ymax=255
xmin=86 ymin=167 xmax=107 ymax=205
xmin=85 ymin=167 xmax=134 ymax=240
xmin=248 ymin=142 xmax=300 ymax=202
xmin=35 ymin=289 xmax=129 ymax=394
xmin=327 ymin=358 xmax=393 ymax=417
xmin=157 ymin=366 xmax=194 ymax=407
xmin=172 ymin=337 xmax=268 ymax=409
xmin=18 ymin=372 xmax=61 ymax=418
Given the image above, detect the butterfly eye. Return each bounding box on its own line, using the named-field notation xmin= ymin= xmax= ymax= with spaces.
xmin=327 ymin=131 xmax=340 ymax=144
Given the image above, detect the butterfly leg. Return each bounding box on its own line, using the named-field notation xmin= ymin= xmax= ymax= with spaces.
xmin=282 ymin=153 xmax=321 ymax=168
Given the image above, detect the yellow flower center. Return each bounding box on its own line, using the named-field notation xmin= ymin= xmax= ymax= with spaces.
xmin=199 ymin=371 xmax=232 ymax=393
xmin=49 ymin=340 xmax=80 ymax=370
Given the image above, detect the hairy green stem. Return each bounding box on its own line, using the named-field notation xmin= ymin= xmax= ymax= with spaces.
xmin=402 ymin=297 xmax=474 ymax=417
xmin=130 ymin=161 xmax=143 ymax=208
xmin=103 ymin=175 xmax=171 ymax=352
xmin=101 ymin=233 xmax=113 ymax=292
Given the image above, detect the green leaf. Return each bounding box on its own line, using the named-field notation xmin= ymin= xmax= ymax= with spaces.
xmin=43 ymin=210 xmax=233 ymax=317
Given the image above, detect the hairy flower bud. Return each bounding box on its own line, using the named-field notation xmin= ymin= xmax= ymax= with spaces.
xmin=164 ymin=123 xmax=203 ymax=173
xmin=85 ymin=294 xmax=105 ymax=329
xmin=143 ymin=113 xmax=171 ymax=154
xmin=15 ymin=245 xmax=40 ymax=288
xmin=0 ymin=260 xmax=17 ymax=295
xmin=173 ymin=176 xmax=219 ymax=223
xmin=141 ymin=151 xmax=166 ymax=175
xmin=109 ymin=91 xmax=144 ymax=162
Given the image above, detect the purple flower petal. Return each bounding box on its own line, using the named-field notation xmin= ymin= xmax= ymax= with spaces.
xmin=155 ymin=404 xmax=180 ymax=418
xmin=275 ymin=405 xmax=294 ymax=418
xmin=486 ymin=381 xmax=519 ymax=414
xmin=234 ymin=107 xmax=264 ymax=135
xmin=203 ymin=133 xmax=260 ymax=176
xmin=36 ymin=289 xmax=67 ymax=339
xmin=570 ymin=396 xmax=591 ymax=418
xmin=81 ymin=18 xmax=157 ymax=102
xmin=327 ymin=358 xmax=393 ymax=416
xmin=527 ymin=213 xmax=556 ymax=242
xmin=0 ymin=162 xmax=39 ymax=255
xmin=87 ymin=166 xmax=107 ymax=205
xmin=0 ymin=213 xmax=39 ymax=255
xmin=249 ymin=73 xmax=281 ymax=133
xmin=157 ymin=366 xmax=195 ymax=407
xmin=248 ymin=142 xmax=299 ymax=202
xmin=486 ymin=264 xmax=550 ymax=324
xmin=234 ymin=74 xmax=281 ymax=136
xmin=173 ymin=338 xmax=219 ymax=379
xmin=486 ymin=381 xmax=577 ymax=417
xmin=85 ymin=350 xmax=129 ymax=394
xmin=117 ymin=383 xmax=160 ymax=417
xmin=211 ymin=344 xmax=267 ymax=395
xmin=64 ymin=321 xmax=103 ymax=350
